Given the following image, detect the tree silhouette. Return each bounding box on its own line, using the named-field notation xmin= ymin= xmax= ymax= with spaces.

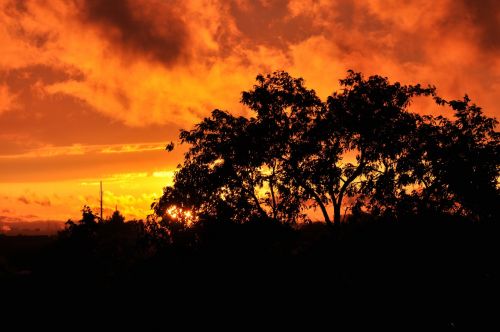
xmin=109 ymin=210 xmax=125 ymax=224
xmin=63 ymin=205 xmax=98 ymax=238
xmin=401 ymin=96 xmax=500 ymax=220
xmin=304 ymin=71 xmax=435 ymax=223
xmin=154 ymin=71 xmax=498 ymax=225
xmin=154 ymin=72 xmax=322 ymax=224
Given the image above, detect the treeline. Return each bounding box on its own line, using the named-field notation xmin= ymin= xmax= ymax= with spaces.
xmin=6 ymin=204 xmax=490 ymax=329
xmin=36 ymin=205 xmax=499 ymax=285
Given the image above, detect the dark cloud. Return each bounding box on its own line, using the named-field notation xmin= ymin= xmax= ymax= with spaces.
xmin=0 ymin=64 xmax=84 ymax=91
xmin=230 ymin=0 xmax=319 ymax=48
xmin=3 ymin=0 xmax=28 ymax=14
xmin=438 ymin=0 xmax=500 ymax=54
xmin=0 ymin=218 xmax=64 ymax=235
xmin=333 ymin=0 xmax=358 ymax=29
xmin=314 ymin=1 xmax=429 ymax=64
xmin=461 ymin=0 xmax=500 ymax=53
xmin=3 ymin=0 xmax=55 ymax=49
xmin=17 ymin=196 xmax=29 ymax=204
xmin=391 ymin=30 xmax=430 ymax=64
xmin=0 ymin=215 xmax=20 ymax=222
xmin=17 ymin=195 xmax=51 ymax=206
xmin=78 ymin=0 xmax=189 ymax=65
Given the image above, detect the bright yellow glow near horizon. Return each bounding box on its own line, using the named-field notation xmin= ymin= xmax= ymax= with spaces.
xmin=0 ymin=170 xmax=174 ymax=223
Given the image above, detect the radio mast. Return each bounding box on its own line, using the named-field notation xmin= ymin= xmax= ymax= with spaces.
xmin=100 ymin=180 xmax=103 ymax=222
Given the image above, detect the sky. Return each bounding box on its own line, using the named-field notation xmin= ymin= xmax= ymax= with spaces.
xmin=0 ymin=0 xmax=499 ymax=229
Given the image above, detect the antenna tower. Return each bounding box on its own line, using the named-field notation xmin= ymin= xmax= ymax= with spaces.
xmin=100 ymin=181 xmax=103 ymax=222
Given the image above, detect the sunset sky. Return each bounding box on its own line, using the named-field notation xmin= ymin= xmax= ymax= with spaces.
xmin=0 ymin=0 xmax=499 ymax=228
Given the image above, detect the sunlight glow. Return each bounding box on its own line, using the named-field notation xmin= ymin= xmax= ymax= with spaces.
xmin=166 ymin=205 xmax=198 ymax=225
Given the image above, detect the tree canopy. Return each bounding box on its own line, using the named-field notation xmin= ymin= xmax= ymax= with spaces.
xmin=153 ymin=71 xmax=499 ymax=226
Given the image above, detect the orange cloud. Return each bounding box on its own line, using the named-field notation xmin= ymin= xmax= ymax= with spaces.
xmin=0 ymin=83 xmax=15 ymax=113
xmin=0 ymin=0 xmax=498 ymax=223
xmin=3 ymin=0 xmax=497 ymax=126
xmin=0 ymin=142 xmax=167 ymax=159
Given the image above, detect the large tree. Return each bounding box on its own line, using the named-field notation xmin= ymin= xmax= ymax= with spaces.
xmin=154 ymin=72 xmax=322 ymax=224
xmin=154 ymin=71 xmax=499 ymax=225
xmin=299 ymin=71 xmax=435 ymax=223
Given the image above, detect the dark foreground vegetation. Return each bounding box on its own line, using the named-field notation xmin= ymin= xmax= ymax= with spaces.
xmin=1 ymin=210 xmax=499 ymax=328
xmin=1 ymin=71 xmax=498 ymax=327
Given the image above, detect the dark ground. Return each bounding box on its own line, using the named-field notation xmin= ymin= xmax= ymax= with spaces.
xmin=1 ymin=217 xmax=498 ymax=328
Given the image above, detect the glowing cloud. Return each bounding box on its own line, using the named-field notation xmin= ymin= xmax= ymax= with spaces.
xmin=0 ymin=0 xmax=498 ymax=223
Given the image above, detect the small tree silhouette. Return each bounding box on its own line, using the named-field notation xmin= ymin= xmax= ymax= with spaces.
xmin=109 ymin=210 xmax=125 ymax=224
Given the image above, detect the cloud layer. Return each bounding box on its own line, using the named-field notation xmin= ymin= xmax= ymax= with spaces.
xmin=1 ymin=0 xmax=498 ymax=128
xmin=0 ymin=0 xmax=498 ymax=222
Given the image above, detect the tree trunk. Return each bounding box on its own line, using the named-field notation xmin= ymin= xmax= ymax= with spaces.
xmin=269 ymin=177 xmax=278 ymax=221
xmin=333 ymin=154 xmax=365 ymax=225
xmin=317 ymin=200 xmax=332 ymax=226
xmin=333 ymin=200 xmax=342 ymax=225
xmin=292 ymin=171 xmax=332 ymax=226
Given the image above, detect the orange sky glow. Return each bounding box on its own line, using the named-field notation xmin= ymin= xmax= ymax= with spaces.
xmin=0 ymin=0 xmax=498 ymax=230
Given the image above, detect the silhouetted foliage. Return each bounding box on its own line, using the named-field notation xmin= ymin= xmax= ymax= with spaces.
xmin=56 ymin=206 xmax=147 ymax=281
xmin=154 ymin=70 xmax=499 ymax=225
xmin=109 ymin=209 xmax=125 ymax=224
xmin=407 ymin=96 xmax=499 ymax=220
xmin=3 ymin=207 xmax=499 ymax=328
xmin=62 ymin=205 xmax=98 ymax=239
